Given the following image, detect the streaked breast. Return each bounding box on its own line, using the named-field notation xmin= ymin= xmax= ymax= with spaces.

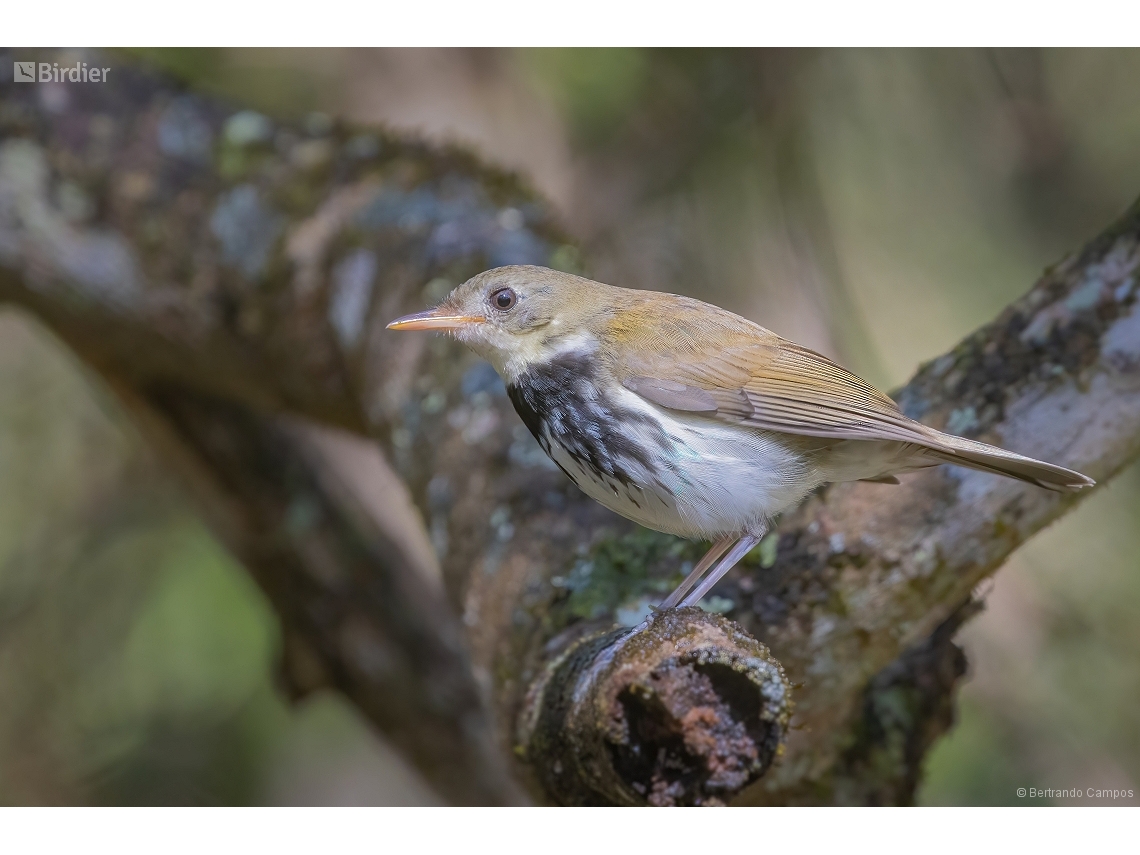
xmin=506 ymin=350 xmax=815 ymax=538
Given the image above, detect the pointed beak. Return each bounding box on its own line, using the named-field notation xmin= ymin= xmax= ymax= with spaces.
xmin=386 ymin=307 xmax=485 ymax=331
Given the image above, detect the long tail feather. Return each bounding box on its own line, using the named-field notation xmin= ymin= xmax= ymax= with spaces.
xmin=921 ymin=432 xmax=1094 ymax=492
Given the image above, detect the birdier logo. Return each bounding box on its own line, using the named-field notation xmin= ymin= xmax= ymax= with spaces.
xmin=13 ymin=61 xmax=110 ymax=83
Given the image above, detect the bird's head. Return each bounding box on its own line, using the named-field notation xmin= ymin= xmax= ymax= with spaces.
xmin=387 ymin=265 xmax=618 ymax=381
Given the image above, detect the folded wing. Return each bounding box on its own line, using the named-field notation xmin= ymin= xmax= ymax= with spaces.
xmin=615 ymin=316 xmax=1093 ymax=492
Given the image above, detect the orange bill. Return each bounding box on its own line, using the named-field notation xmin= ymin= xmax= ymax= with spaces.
xmin=386 ymin=307 xmax=485 ymax=331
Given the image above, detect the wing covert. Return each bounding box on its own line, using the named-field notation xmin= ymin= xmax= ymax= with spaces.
xmin=617 ymin=325 xmax=935 ymax=445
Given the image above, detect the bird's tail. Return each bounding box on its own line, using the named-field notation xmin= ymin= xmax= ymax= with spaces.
xmin=919 ymin=432 xmax=1094 ymax=493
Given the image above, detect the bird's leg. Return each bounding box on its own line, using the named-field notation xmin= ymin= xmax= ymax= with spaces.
xmin=659 ymin=534 xmax=736 ymax=610
xmin=678 ymin=524 xmax=768 ymax=608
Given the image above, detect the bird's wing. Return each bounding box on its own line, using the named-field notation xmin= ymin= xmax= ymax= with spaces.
xmin=714 ymin=339 xmax=933 ymax=443
xmin=604 ymin=293 xmax=1093 ymax=491
xmin=612 ymin=311 xmax=936 ymax=445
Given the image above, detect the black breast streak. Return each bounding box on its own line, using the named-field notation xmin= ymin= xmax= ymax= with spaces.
xmin=507 ymin=351 xmax=671 ymax=497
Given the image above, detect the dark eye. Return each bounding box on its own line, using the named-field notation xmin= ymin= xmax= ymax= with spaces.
xmin=491 ymin=287 xmax=517 ymax=311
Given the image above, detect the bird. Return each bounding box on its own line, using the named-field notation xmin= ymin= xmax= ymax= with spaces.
xmin=388 ymin=265 xmax=1095 ymax=610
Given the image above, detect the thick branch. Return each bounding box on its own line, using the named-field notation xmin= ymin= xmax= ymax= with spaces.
xmin=518 ymin=608 xmax=791 ymax=806
xmin=0 ymin=48 xmax=564 ymax=439
xmin=111 ymin=382 xmax=520 ymax=804
xmin=0 ymin=48 xmax=564 ymax=802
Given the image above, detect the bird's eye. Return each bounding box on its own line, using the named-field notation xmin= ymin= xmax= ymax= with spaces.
xmin=491 ymin=287 xmax=517 ymax=311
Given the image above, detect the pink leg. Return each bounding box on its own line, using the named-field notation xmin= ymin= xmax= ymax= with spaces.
xmin=678 ymin=525 xmax=768 ymax=608
xmin=659 ymin=535 xmax=736 ymax=610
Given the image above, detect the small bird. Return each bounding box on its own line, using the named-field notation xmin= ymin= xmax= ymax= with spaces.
xmin=389 ymin=266 xmax=1094 ymax=609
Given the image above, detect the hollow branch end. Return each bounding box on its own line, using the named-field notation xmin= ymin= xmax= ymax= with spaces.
xmin=518 ymin=608 xmax=792 ymax=805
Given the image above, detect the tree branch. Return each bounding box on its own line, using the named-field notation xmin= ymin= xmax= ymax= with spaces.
xmin=518 ymin=608 xmax=792 ymax=806
xmin=112 ymin=381 xmax=522 ymax=804
xmin=0 ymin=47 xmax=564 ymax=803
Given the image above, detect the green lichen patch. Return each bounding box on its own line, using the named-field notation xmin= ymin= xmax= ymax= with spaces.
xmin=546 ymin=528 xmax=706 ymax=629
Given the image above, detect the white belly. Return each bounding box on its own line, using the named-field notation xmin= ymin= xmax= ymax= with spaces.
xmin=544 ymin=387 xmax=817 ymax=539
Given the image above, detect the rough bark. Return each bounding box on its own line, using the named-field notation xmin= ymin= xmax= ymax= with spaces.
xmin=518 ymin=608 xmax=792 ymax=806
xmin=3 ymin=49 xmax=1140 ymax=805
xmin=120 ymin=383 xmax=525 ymax=805
xmin=0 ymin=47 xmax=564 ymax=804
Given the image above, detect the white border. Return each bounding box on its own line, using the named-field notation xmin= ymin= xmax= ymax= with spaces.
xmin=2 ymin=806 xmax=1139 ymax=854
xmin=4 ymin=1 xmax=1140 ymax=48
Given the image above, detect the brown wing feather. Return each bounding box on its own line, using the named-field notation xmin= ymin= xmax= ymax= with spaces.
xmin=609 ymin=298 xmax=936 ymax=445
xmin=729 ymin=341 xmax=937 ymax=443
xmin=605 ymin=295 xmax=1092 ymax=491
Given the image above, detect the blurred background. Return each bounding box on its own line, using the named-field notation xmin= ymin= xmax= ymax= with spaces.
xmin=2 ymin=47 xmax=1139 ymax=805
